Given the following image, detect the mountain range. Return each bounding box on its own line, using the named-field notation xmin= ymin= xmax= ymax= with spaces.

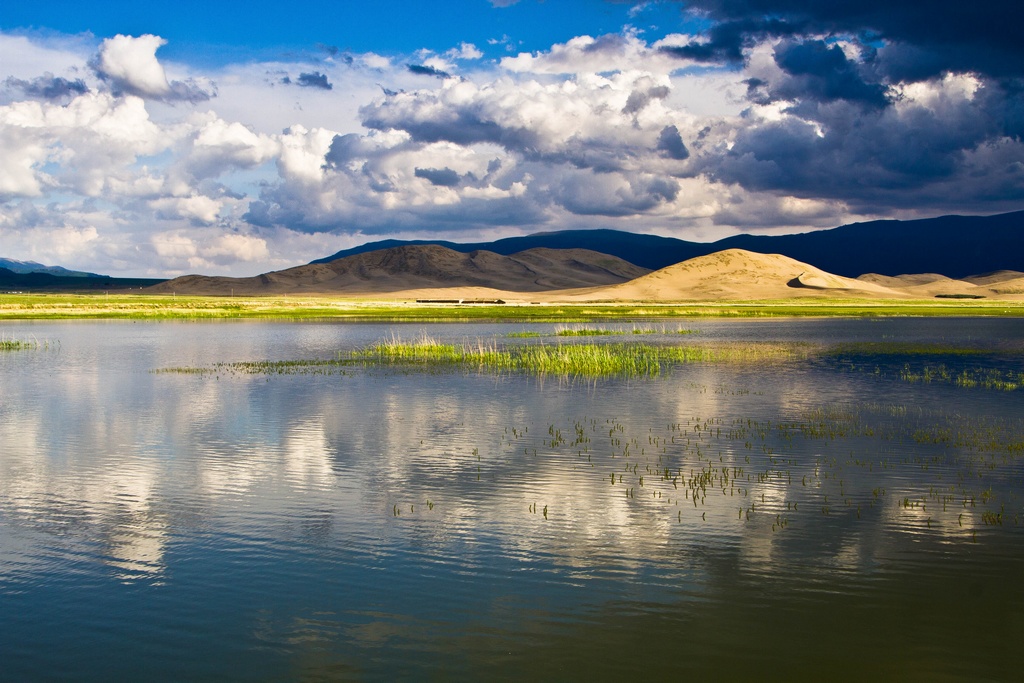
xmin=0 ymin=258 xmax=106 ymax=278
xmin=312 ymin=211 xmax=1024 ymax=279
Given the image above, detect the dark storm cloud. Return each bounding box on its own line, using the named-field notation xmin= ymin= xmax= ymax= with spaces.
xmin=675 ymin=0 xmax=1024 ymax=79
xmin=656 ymin=125 xmax=690 ymax=160
xmin=4 ymin=74 xmax=88 ymax=100
xmin=414 ymin=167 xmax=462 ymax=187
xmin=771 ymin=39 xmax=888 ymax=107
xmin=407 ymin=64 xmax=451 ymax=79
xmin=295 ymin=72 xmax=333 ymax=90
xmin=742 ymin=77 xmax=771 ymax=105
xmin=699 ymin=86 xmax=1022 ymax=210
xmin=658 ymin=17 xmax=799 ymax=64
xmin=653 ymin=0 xmax=1024 ymax=213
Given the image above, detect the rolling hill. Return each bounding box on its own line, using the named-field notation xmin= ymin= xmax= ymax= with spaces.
xmin=146 ymin=246 xmax=650 ymax=296
xmin=312 ymin=211 xmax=1024 ymax=278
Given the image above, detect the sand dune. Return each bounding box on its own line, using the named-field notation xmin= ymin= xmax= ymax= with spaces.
xmin=567 ymin=249 xmax=903 ymax=301
xmin=858 ymin=271 xmax=1024 ymax=298
xmin=147 ymin=245 xmax=649 ymax=296
xmin=858 ymin=273 xmax=952 ymax=287
xmin=963 ymin=270 xmax=1024 ymax=286
xmin=986 ymin=277 xmax=1024 ymax=295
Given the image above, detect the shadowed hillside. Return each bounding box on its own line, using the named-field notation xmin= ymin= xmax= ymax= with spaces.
xmin=147 ymin=246 xmax=650 ymax=296
xmin=0 ymin=268 xmax=165 ymax=292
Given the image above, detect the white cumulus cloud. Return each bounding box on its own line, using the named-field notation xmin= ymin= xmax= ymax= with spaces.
xmin=94 ymin=34 xmax=173 ymax=98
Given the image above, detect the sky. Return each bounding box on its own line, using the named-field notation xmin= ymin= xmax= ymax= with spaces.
xmin=1 ymin=0 xmax=1021 ymax=277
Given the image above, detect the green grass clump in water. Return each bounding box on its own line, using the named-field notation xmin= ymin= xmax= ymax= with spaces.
xmin=349 ymin=336 xmax=810 ymax=378
xmin=900 ymin=364 xmax=1024 ymax=391
xmin=354 ymin=337 xmax=661 ymax=376
xmin=556 ymin=327 xmax=615 ymax=337
xmin=0 ymin=336 xmax=45 ymax=351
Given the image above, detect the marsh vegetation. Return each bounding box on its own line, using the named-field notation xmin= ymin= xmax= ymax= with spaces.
xmin=0 ymin=335 xmax=52 ymax=351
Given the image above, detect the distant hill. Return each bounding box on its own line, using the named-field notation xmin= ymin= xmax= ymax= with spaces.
xmin=0 ymin=267 xmax=165 ymax=292
xmin=312 ymin=211 xmax=1024 ymax=278
xmin=147 ymin=246 xmax=650 ymax=296
xmin=311 ymin=231 xmax=694 ymax=272
xmin=0 ymin=258 xmax=107 ymax=278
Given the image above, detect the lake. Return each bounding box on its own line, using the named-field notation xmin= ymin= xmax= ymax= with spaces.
xmin=2 ymin=318 xmax=1023 ymax=680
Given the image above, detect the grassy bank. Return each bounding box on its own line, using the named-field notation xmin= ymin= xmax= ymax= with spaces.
xmin=2 ymin=292 xmax=1024 ymax=320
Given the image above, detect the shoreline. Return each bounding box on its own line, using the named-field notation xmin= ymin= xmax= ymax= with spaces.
xmin=2 ymin=292 xmax=1024 ymax=320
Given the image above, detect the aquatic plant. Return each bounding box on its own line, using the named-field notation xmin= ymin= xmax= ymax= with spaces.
xmin=555 ymin=325 xmax=615 ymax=337
xmin=0 ymin=339 xmax=36 ymax=351
xmin=0 ymin=335 xmax=52 ymax=351
xmin=348 ymin=336 xmax=810 ymax=378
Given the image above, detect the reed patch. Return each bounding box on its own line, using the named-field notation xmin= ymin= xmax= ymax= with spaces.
xmin=349 ymin=336 xmax=810 ymax=378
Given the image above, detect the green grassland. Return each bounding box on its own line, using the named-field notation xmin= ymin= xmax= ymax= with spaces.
xmin=1 ymin=292 xmax=1023 ymax=320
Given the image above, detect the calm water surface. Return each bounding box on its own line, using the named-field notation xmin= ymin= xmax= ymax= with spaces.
xmin=1 ymin=319 xmax=1023 ymax=681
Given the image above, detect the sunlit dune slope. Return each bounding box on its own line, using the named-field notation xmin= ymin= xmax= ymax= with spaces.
xmin=568 ymin=249 xmax=903 ymax=301
xmin=857 ymin=271 xmax=1024 ymax=299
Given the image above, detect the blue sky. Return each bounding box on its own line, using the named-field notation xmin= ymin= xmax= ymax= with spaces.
xmin=1 ymin=1 xmax=1021 ymax=277
xmin=2 ymin=1 xmax=700 ymax=65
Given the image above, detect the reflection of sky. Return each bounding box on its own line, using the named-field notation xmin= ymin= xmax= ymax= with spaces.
xmin=2 ymin=320 xmax=1023 ymax=678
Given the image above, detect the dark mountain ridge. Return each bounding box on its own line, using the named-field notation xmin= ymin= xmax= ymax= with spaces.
xmin=0 ymin=267 xmax=165 ymax=292
xmin=312 ymin=211 xmax=1024 ymax=279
